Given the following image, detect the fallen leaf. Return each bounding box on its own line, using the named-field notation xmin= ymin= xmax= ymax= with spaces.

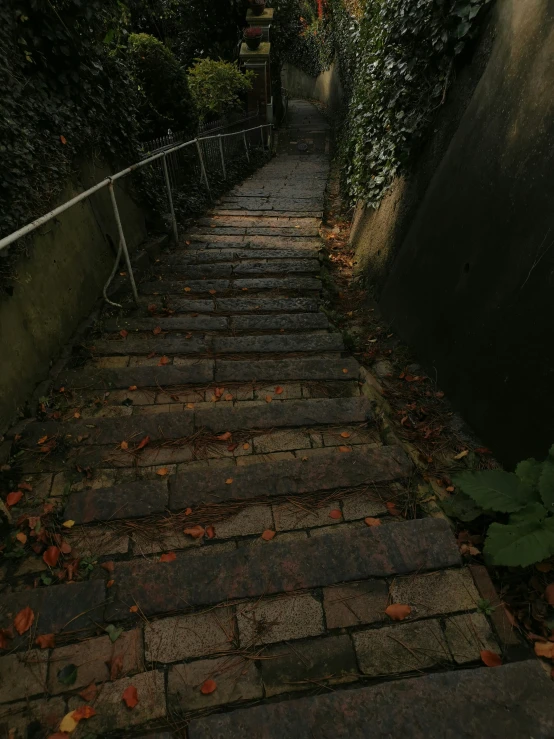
xmin=60 ymin=134 xmax=67 ymax=144
xmin=59 ymin=712 xmax=78 ymax=733
xmin=152 ymin=326 xmax=162 ymax=335
xmin=338 ymin=446 xmax=351 ymax=453
xmin=147 ymin=351 xmax=156 ymax=359
xmin=158 ymin=356 xmax=170 ymax=366
xmin=184 ymin=287 xmax=191 ymax=292
xmin=342 ymin=368 xmax=349 ymax=374
xmin=36 ymin=633 xmax=55 ymax=649
xmin=329 ymin=509 xmax=342 ymax=520
xmin=184 ymin=525 xmax=205 ymax=539
xmin=101 ymin=561 xmax=114 ymax=573
xmin=208 ymin=289 xmax=217 ymax=295
xmin=14 ymin=606 xmax=34 ymax=635
xmin=545 ymin=583 xmax=554 ymax=606
xmin=38 ymin=435 xmax=48 ymax=445
xmin=43 ymin=546 xmax=61 ymax=568
xmin=109 ymin=654 xmax=124 ymax=680
xmin=120 ymin=440 xmax=129 ymax=450
xmin=156 ymin=467 xmax=169 ymax=476
xmin=261 ymin=530 xmax=276 ymax=541
xmin=105 ymin=624 xmax=123 ymax=643
xmin=72 ymin=705 xmax=96 ymax=721
xmin=129 ymin=605 xmax=139 ymax=613
xmin=186 ymin=403 xmax=194 ymax=409
xmin=78 ymin=682 xmax=97 ymax=701
xmin=200 ymin=679 xmax=217 ymax=695
xmin=340 ymin=431 xmax=351 ymax=439
xmin=214 ymin=387 xmax=225 ymax=398
xmin=480 ymin=649 xmax=502 ymax=667
xmin=216 ymin=431 xmax=232 ymax=441
xmin=62 ymin=520 xmax=75 ymax=528
xmin=446 ymin=486 xmax=455 ymax=492
xmin=242 ymin=443 xmax=250 ymax=450
xmin=265 ymin=395 xmax=272 ymax=403
xmin=106 ymin=580 xmax=115 ymax=588
xmin=18 ymin=482 xmax=33 ymax=492
xmin=119 ymin=330 xmax=128 ymax=339
xmin=16 ymin=532 xmax=27 ymax=544
xmin=206 ymin=525 xmax=215 ymax=539
xmin=185 ymin=507 xmax=192 ymax=515
xmin=454 ymin=450 xmax=469 ymax=460
xmin=275 ymin=386 xmax=284 ymax=395
xmin=0 ymin=629 xmax=12 ymax=649
xmin=136 ymin=436 xmax=150 ymax=450
xmin=225 ymin=478 xmax=233 ymax=484
xmin=385 ymin=501 xmax=402 ymax=516
xmin=128 ymin=385 xmax=138 ymax=391
xmin=6 ymin=491 xmax=23 ymax=507
xmin=435 ymin=391 xmax=445 ymax=399
xmin=147 ymin=303 xmax=157 ymax=312
xmin=159 ymin=552 xmax=176 ymax=562
xmin=224 ymin=394 xmax=233 ymax=401
xmin=364 ymin=517 xmax=382 ymax=527
xmin=385 ymin=604 xmax=412 ymax=621
xmin=122 ymin=685 xmax=139 ymax=708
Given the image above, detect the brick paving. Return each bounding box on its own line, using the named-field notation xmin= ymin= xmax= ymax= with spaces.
xmin=1 ymin=100 xmax=553 ymax=737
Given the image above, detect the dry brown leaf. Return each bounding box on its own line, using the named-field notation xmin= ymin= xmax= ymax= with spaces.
xmin=129 ymin=605 xmax=139 ymax=613
xmin=156 ymin=467 xmax=169 ymax=477
xmin=340 ymin=431 xmax=351 ymax=439
xmin=60 ymin=134 xmax=67 ymax=144
xmin=152 ymin=326 xmax=162 ymax=335
xmin=35 ymin=633 xmax=55 ymax=649
xmin=225 ymin=478 xmax=233 ymax=485
xmin=480 ymin=649 xmax=502 ymax=667
xmin=7 ymin=491 xmax=23 ymax=507
xmin=535 ymin=641 xmax=554 ymax=659
xmin=122 ymin=685 xmax=139 ymax=708
xmin=214 ymin=387 xmax=225 ymax=398
xmin=159 ymin=552 xmax=176 ymax=562
xmin=18 ymin=482 xmax=33 ymax=492
xmin=185 ymin=507 xmax=192 ymax=516
xmin=209 ymin=289 xmax=217 ymax=295
xmin=261 ymin=530 xmax=276 ymax=541
xmin=200 ymin=679 xmax=217 ymax=695
xmin=120 ymin=441 xmax=129 ymax=450
xmin=184 ymin=525 xmax=205 ymax=539
xmin=158 ymin=355 xmax=170 ymax=366
xmin=128 ymin=385 xmax=138 ymax=391
xmin=136 ymin=436 xmax=150 ymax=450
xmin=216 ymin=431 xmax=232 ymax=441
xmin=184 ymin=287 xmax=191 ymax=292
xmin=119 ymin=330 xmax=128 ymax=339
xmin=206 ymin=525 xmax=215 ymax=539
xmin=106 ymin=580 xmax=115 ymax=588
xmin=338 ymin=446 xmax=351 ymax=453
xmin=37 ymin=435 xmax=48 ymax=445
xmin=72 ymin=706 xmax=96 ymax=721
xmin=224 ymin=394 xmax=233 ymax=401
xmin=242 ymin=443 xmax=250 ymax=450
xmin=275 ymin=386 xmax=284 ymax=395
xmin=342 ymin=368 xmax=349 ymax=374
xmin=101 ymin=561 xmax=115 ymax=573
xmin=43 ymin=546 xmax=60 ymax=568
xmin=454 ymin=450 xmax=469 ymax=460
xmin=16 ymin=532 xmax=27 ymax=544
xmin=78 ymin=682 xmax=97 ymax=702
xmin=329 ymin=509 xmax=342 ymax=520
xmin=364 ymin=517 xmax=382 ymax=527
xmin=385 ymin=604 xmax=412 ymax=621
xmin=14 ymin=606 xmax=34 ymax=635
xmin=265 ymin=395 xmax=272 ymax=403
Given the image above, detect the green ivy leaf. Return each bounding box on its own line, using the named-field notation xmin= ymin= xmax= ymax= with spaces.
xmin=515 ymin=458 xmax=542 ymax=489
xmin=539 ymin=461 xmax=554 ymax=513
xmin=509 ymin=503 xmax=547 ymax=524
xmin=105 ymin=624 xmax=123 ymax=643
xmin=453 ymin=470 xmax=530 ymax=513
xmin=57 ymin=663 xmax=78 ymax=686
xmin=440 ymin=491 xmax=483 ymax=522
xmin=484 ymin=518 xmax=554 ymax=567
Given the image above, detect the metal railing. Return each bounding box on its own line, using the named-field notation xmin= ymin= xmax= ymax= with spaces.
xmin=0 ymin=123 xmax=273 ymax=307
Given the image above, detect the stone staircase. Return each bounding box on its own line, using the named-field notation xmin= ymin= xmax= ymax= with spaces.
xmin=1 ymin=101 xmax=554 ymax=737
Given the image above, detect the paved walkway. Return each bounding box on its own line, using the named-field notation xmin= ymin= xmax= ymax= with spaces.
xmin=1 ymin=101 xmax=554 ymax=737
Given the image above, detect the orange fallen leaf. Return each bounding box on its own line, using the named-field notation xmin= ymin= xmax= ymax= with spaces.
xmin=158 ymin=355 xmax=170 ymax=366
xmin=342 ymin=368 xmax=349 ymax=374
xmin=275 ymin=386 xmax=284 ymax=395
xmin=60 ymin=135 xmax=67 ymax=144
xmin=129 ymin=605 xmax=139 ymax=613
xmin=480 ymin=649 xmax=502 ymax=667
xmin=208 ymin=289 xmax=217 ymax=295
xmin=153 ymin=326 xmax=162 ymax=335
xmin=101 ymin=561 xmax=114 ymax=573
xmin=38 ymin=435 xmax=48 ymax=445
xmin=242 ymin=443 xmax=250 ymax=450
xmin=329 ymin=509 xmax=342 ymax=520
xmin=364 ymin=517 xmax=382 ymax=527
xmin=225 ymin=478 xmax=233 ymax=485
xmin=136 ymin=436 xmax=150 ymax=450
xmin=78 ymin=682 xmax=97 ymax=702
xmin=106 ymin=579 xmax=115 ymax=588
xmin=108 ymin=653 xmax=124 ymax=680
xmin=214 ymin=387 xmax=225 ymax=398
xmin=35 ymin=633 xmax=55 ymax=649
xmin=159 ymin=552 xmax=176 ymax=562
xmin=156 ymin=467 xmax=169 ymax=476
xmin=454 ymin=449 xmax=469 ymax=460
xmin=385 ymin=604 xmax=412 ymax=621
xmin=14 ymin=606 xmax=34 ymax=635
xmin=72 ymin=705 xmax=96 ymax=721
xmin=386 ymin=501 xmax=402 ymax=516
xmin=184 ymin=286 xmax=191 ymax=292
xmin=206 ymin=525 xmax=215 ymax=539
xmin=186 ymin=403 xmax=194 ymax=409
xmin=18 ymin=482 xmax=33 ymax=492
xmin=265 ymin=395 xmax=272 ymax=403
xmin=338 ymin=446 xmax=351 ymax=453
xmin=535 ymin=641 xmax=554 ymax=659
xmin=7 ymin=491 xmax=23 ymax=507
xmin=128 ymin=385 xmax=138 ymax=391
xmin=120 ymin=441 xmax=129 ymax=450
xmin=261 ymin=530 xmax=276 ymax=541
xmin=224 ymin=394 xmax=233 ymax=401
xmin=185 ymin=507 xmax=192 ymax=515
xmin=216 ymin=431 xmax=232 ymax=441
xmin=43 ymin=546 xmax=61 ymax=568
xmin=184 ymin=525 xmax=205 ymax=539
xmin=340 ymin=431 xmax=351 ymax=438
xmin=122 ymin=685 xmax=139 ymax=708
xmin=200 ymin=679 xmax=217 ymax=695
xmin=16 ymin=532 xmax=27 ymax=544
xmin=119 ymin=330 xmax=128 ymax=339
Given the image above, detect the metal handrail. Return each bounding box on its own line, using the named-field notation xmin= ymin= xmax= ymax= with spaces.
xmin=0 ymin=122 xmax=273 ymax=306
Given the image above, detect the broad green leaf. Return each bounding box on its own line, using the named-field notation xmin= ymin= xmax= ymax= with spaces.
xmin=105 ymin=624 xmax=123 ymax=643
xmin=515 ymin=458 xmax=542 ymax=489
xmin=453 ymin=470 xmax=530 ymax=513
xmin=440 ymin=491 xmax=483 ymax=522
xmin=57 ymin=663 xmax=78 ymax=686
xmin=484 ymin=517 xmax=554 ymax=567
xmin=539 ymin=461 xmax=554 ymax=512
xmin=509 ymin=503 xmax=547 ymax=524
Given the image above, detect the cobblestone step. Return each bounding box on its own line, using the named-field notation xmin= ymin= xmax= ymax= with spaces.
xmin=165 ymin=247 xmax=321 ymax=263
xmin=103 ymin=312 xmax=329 ymax=334
xmin=187 ymin=661 xmax=554 ymax=739
xmin=105 ymin=518 xmax=459 ymax=619
xmin=139 ymin=277 xmax=322 ymax=294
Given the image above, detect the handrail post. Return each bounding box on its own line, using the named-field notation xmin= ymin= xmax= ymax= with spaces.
xmin=162 ymin=153 xmax=178 ymax=244
xmin=243 ymin=131 xmax=250 ymax=163
xmin=218 ymin=134 xmax=227 ymax=179
xmin=195 ymin=139 xmax=212 ymax=200
xmin=108 ymin=181 xmax=139 ymax=305
xmin=260 ymin=126 xmax=265 ymax=149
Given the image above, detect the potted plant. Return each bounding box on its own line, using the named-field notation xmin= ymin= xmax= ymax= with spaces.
xmin=244 ymin=26 xmax=263 ymax=50
xmin=249 ymin=0 xmax=266 ymax=16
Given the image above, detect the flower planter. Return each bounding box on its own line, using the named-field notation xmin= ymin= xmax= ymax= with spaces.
xmin=244 ymin=27 xmax=263 ymax=50
xmin=250 ymin=0 xmax=266 ymax=16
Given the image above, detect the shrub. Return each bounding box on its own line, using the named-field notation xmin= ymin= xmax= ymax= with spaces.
xmin=187 ymin=58 xmax=254 ymax=122
xmin=127 ymin=33 xmax=197 ymax=139
xmin=447 ymin=445 xmax=554 ymax=567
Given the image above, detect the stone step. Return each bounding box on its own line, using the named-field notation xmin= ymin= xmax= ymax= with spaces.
xmin=139 ymin=277 xmax=322 ymax=295
xmin=187 ymin=235 xmax=321 ymax=248
xmin=188 ymin=225 xmax=319 ymax=237
xmin=92 ymin=333 xmax=342 ymax=356
xmin=103 ymin=313 xmax=329 ymax=334
xmin=186 ymin=661 xmax=554 ymax=739
xmin=154 ymin=259 xmax=320 ymax=277
xmin=211 ymin=210 xmax=323 ymax=218
xmin=230 ymin=313 xmax=329 ymax=331
xmin=166 ymin=297 xmax=319 ymax=314
xmin=165 ymin=247 xmax=321 ymax=263
xmin=197 ymin=216 xmax=321 ymax=229
xmin=168 ymin=444 xmax=410 ymax=510
xmin=104 ymin=518 xmax=459 ymax=619
xmin=58 ymin=355 xmax=359 ymax=390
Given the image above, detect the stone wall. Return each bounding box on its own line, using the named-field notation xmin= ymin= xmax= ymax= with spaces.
xmin=0 ymin=160 xmax=146 ymax=431
xmin=281 ymin=62 xmax=343 ymax=114
xmin=350 ymin=0 xmax=554 ymax=465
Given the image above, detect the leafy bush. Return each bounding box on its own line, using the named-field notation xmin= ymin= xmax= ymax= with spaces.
xmin=449 ymin=446 xmax=554 ymax=567
xmin=187 ymin=59 xmax=254 ymax=122
xmin=128 ymin=33 xmax=197 ymax=139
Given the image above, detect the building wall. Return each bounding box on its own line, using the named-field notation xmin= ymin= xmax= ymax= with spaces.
xmin=281 ymin=61 xmax=344 ymax=113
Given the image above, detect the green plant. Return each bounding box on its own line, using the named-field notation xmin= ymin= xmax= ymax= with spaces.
xmin=452 ymin=445 xmax=554 ymax=567
xmin=477 ymin=598 xmax=496 ymax=616
xmin=187 ymin=58 xmax=254 ymax=121
xmin=127 ymin=32 xmax=197 ymax=139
